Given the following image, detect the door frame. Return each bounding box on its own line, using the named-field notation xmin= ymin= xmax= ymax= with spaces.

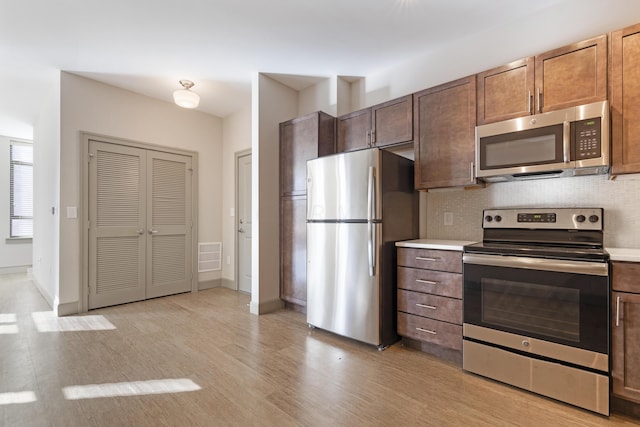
xmin=234 ymin=148 xmax=251 ymax=293
xmin=80 ymin=132 xmax=199 ymax=312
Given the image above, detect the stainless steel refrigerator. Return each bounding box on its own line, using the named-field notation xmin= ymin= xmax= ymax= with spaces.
xmin=306 ymin=147 xmax=418 ymax=349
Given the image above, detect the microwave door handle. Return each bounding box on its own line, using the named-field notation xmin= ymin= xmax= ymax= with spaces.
xmin=563 ymin=121 xmax=571 ymax=163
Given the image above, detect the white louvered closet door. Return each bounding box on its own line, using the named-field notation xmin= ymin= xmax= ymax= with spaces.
xmin=89 ymin=141 xmax=147 ymax=309
xmin=145 ymin=150 xmax=192 ymax=299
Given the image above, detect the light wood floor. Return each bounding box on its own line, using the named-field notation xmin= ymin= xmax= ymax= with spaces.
xmin=1 ymin=273 xmax=638 ymax=427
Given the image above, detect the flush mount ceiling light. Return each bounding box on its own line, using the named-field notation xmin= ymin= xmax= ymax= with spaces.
xmin=173 ymin=80 xmax=200 ymax=109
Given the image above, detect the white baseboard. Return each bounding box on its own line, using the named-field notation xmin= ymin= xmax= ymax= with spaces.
xmin=198 ymin=279 xmax=221 ymax=290
xmin=56 ymin=301 xmax=79 ymax=316
xmin=0 ymin=265 xmax=31 ymax=275
xmin=249 ymin=297 xmax=284 ymax=315
xmin=30 ymin=276 xmax=54 ymax=310
xmin=221 ymin=278 xmax=236 ymax=290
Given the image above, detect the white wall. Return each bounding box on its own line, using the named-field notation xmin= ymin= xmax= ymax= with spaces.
xmin=251 ymin=73 xmax=297 ymax=314
xmin=32 ymin=74 xmax=61 ymax=308
xmin=59 ymin=72 xmax=223 ymax=314
xmin=221 ymin=106 xmax=251 ymax=287
xmin=298 ymin=78 xmax=336 ymax=117
xmin=0 ymin=135 xmax=33 ymax=271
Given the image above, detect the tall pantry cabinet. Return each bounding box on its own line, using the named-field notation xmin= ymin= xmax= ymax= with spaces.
xmin=279 ymin=112 xmax=335 ymax=307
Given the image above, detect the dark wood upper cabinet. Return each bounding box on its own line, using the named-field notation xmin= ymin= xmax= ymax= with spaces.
xmin=280 ymin=111 xmax=335 ymax=197
xmin=414 ymin=76 xmax=477 ymax=190
xmin=535 ymin=34 xmax=607 ymax=113
xmin=337 ymin=108 xmax=371 ymax=152
xmin=611 ymin=23 xmax=640 ymax=175
xmin=477 ymin=35 xmax=607 ymax=125
xmin=477 ymin=57 xmax=534 ymax=125
xmin=337 ymin=95 xmax=413 ymax=152
xmin=372 ymin=95 xmax=413 ymax=146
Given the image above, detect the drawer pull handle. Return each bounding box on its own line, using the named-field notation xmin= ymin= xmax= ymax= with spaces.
xmin=416 ymin=303 xmax=436 ymax=310
xmin=416 ymin=256 xmax=439 ymax=262
xmin=416 ymin=279 xmax=438 ymax=285
xmin=416 ymin=327 xmax=436 ymax=335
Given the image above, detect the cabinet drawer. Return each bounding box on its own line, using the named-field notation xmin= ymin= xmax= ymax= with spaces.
xmin=612 ymin=262 xmax=640 ymax=293
xmin=397 ymin=248 xmax=462 ymax=273
xmin=397 ymin=267 xmax=462 ymax=299
xmin=398 ymin=289 xmax=462 ymax=324
xmin=398 ymin=312 xmax=462 ymax=350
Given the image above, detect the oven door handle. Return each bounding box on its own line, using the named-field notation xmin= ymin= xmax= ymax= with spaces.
xmin=463 ymin=253 xmax=609 ymax=276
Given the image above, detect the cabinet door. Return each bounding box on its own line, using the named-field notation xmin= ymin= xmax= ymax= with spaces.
xmin=535 ymin=34 xmax=607 ymax=113
xmin=280 ymin=114 xmax=319 ymax=196
xmin=280 ymin=196 xmax=307 ymax=306
xmin=477 ymin=57 xmax=534 ymax=125
xmin=337 ymin=108 xmax=371 ymax=152
xmin=612 ymin=291 xmax=640 ymax=403
xmin=611 ymin=23 xmax=640 ymax=175
xmin=371 ymin=95 xmax=413 ymax=147
xmin=414 ymin=76 xmax=477 ymax=190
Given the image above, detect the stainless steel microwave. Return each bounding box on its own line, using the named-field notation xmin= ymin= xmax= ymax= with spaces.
xmin=475 ymin=100 xmax=609 ymax=182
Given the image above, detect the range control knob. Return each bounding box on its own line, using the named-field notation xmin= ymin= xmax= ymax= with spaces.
xmin=576 ymin=215 xmax=586 ymax=223
xmin=485 ymin=215 xmax=493 ymax=222
xmin=494 ymin=215 xmax=502 ymax=222
xmin=589 ymin=215 xmax=600 ymax=223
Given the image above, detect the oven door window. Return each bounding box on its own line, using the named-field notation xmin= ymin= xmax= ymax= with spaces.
xmin=464 ymin=263 xmax=608 ymax=354
xmin=482 ymin=278 xmax=579 ymax=342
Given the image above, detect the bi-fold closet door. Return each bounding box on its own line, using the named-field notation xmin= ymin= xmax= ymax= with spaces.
xmin=88 ymin=140 xmax=193 ymax=310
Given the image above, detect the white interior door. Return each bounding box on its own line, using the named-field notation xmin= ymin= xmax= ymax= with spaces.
xmin=88 ymin=141 xmax=146 ymax=309
xmin=237 ymin=153 xmax=252 ymax=294
xmin=146 ymin=150 xmax=192 ymax=299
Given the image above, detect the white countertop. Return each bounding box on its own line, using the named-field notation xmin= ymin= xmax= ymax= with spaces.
xmin=607 ymin=248 xmax=640 ymax=262
xmin=396 ymin=239 xmax=477 ymax=252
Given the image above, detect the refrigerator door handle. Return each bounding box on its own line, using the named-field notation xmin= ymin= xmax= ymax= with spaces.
xmin=368 ymin=166 xmax=376 ymax=277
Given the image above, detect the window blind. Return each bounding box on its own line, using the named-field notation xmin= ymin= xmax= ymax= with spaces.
xmin=10 ymin=141 xmax=33 ymax=238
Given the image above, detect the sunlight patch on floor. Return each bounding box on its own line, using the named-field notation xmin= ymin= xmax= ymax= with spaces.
xmin=0 ymin=313 xmax=17 ymax=323
xmin=0 ymin=324 xmax=19 ymax=334
xmin=0 ymin=391 xmax=37 ymax=405
xmin=31 ymin=311 xmax=116 ymax=332
xmin=62 ymin=379 xmax=201 ymax=400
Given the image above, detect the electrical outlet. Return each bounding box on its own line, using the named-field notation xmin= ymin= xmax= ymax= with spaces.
xmin=226 ymin=255 xmax=231 ymax=265
xmin=444 ymin=212 xmax=453 ymax=226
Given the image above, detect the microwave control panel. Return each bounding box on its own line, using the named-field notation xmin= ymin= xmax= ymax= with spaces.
xmin=573 ymin=117 xmax=601 ymax=160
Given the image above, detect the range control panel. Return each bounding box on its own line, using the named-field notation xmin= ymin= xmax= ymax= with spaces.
xmin=517 ymin=212 xmax=556 ymax=223
xmin=483 ymin=208 xmax=603 ymax=231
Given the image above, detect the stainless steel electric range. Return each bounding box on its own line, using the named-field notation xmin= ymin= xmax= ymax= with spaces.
xmin=463 ymin=208 xmax=610 ymax=415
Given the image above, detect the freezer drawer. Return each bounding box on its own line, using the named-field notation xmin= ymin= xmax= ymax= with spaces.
xmin=307 ymin=222 xmax=382 ymax=346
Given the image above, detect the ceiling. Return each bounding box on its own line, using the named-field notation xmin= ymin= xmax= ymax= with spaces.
xmin=0 ymin=0 xmax=577 ymax=138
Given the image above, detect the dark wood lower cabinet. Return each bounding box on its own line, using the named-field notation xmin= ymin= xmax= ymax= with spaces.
xmin=397 ymin=247 xmax=463 ymax=364
xmin=611 ymin=261 xmax=640 ymax=419
xmin=612 ymin=292 xmax=640 ymax=402
xmin=280 ymin=195 xmax=307 ymax=306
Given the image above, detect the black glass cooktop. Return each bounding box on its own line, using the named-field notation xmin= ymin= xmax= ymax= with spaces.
xmin=464 ymin=241 xmax=609 ymax=262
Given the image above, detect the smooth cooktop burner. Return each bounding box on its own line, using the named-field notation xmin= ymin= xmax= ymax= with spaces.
xmin=464 ymin=241 xmax=609 ymax=262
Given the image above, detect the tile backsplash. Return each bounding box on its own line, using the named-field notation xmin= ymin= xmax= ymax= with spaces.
xmin=425 ymin=174 xmax=640 ymax=248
